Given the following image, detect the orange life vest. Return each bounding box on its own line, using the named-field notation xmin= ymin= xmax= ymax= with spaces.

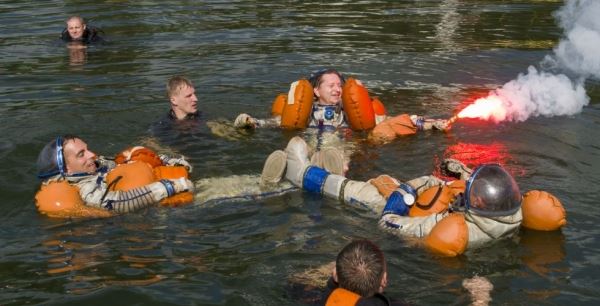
xmin=341 ymin=78 xmax=378 ymax=130
xmin=35 ymin=181 xmax=113 ymax=218
xmin=521 ymin=190 xmax=566 ymax=231
xmin=410 ymin=180 xmax=465 ymax=217
xmin=110 ymin=147 xmax=194 ymax=207
xmin=279 ymin=79 xmax=314 ymax=129
xmin=325 ymin=288 xmax=362 ymax=306
xmin=273 ymin=77 xmax=386 ymax=130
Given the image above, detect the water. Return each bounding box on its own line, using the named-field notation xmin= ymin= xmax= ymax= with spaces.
xmin=1 ymin=0 xmax=599 ymax=305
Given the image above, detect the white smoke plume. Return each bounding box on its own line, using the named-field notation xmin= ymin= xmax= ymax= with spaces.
xmin=550 ymin=0 xmax=600 ymax=79
xmin=464 ymin=0 xmax=599 ymax=122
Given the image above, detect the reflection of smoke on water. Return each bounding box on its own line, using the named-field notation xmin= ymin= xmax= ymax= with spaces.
xmin=470 ymin=0 xmax=599 ymax=123
xmin=194 ymin=175 xmax=297 ymax=205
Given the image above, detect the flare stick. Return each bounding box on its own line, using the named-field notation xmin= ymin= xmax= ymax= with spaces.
xmin=447 ymin=114 xmax=459 ymax=127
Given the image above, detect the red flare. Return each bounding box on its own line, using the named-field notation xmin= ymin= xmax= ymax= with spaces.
xmin=457 ymin=95 xmax=507 ymax=122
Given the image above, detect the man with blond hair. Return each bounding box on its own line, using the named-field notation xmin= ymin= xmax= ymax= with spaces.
xmin=167 ymin=76 xmax=200 ymax=120
xmin=60 ymin=15 xmax=103 ymax=44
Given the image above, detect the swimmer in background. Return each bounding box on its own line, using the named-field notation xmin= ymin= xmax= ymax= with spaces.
xmin=60 ymin=16 xmax=104 ymax=65
xmin=148 ymin=75 xmax=253 ymax=142
xmin=60 ymin=16 xmax=104 ymax=45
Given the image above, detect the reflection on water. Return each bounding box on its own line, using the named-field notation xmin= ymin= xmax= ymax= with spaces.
xmin=520 ymin=229 xmax=567 ymax=277
xmin=66 ymin=42 xmax=87 ymax=66
xmin=1 ymin=0 xmax=599 ymax=305
xmin=437 ymin=141 xmax=523 ymax=177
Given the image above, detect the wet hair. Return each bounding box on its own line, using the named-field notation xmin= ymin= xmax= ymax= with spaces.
xmin=167 ymin=76 xmax=194 ymax=98
xmin=335 ymin=239 xmax=386 ymax=297
xmin=37 ymin=135 xmax=80 ymax=179
xmin=66 ymin=15 xmax=85 ymax=25
xmin=308 ymin=68 xmax=345 ymax=89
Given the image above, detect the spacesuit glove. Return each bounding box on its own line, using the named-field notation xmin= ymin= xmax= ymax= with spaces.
xmin=410 ymin=115 xmax=425 ymax=130
xmin=159 ymin=154 xmax=193 ymax=173
xmin=234 ymin=113 xmax=259 ymax=129
xmin=95 ymin=156 xmax=116 ymax=169
xmin=441 ymin=158 xmax=472 ymax=180
xmin=431 ymin=119 xmax=449 ymax=131
xmin=410 ymin=115 xmax=448 ymax=131
xmin=170 ymin=177 xmax=194 ymax=194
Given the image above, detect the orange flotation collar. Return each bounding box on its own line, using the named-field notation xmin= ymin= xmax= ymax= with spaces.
xmin=35 ymin=181 xmax=113 ymax=218
xmin=424 ymin=213 xmax=469 ymax=257
xmin=272 ymin=77 xmax=386 ymax=130
xmin=341 ymin=78 xmax=377 ymax=130
xmin=325 ymin=288 xmax=362 ymax=306
xmin=279 ymin=79 xmax=314 ymax=129
xmin=521 ymin=190 xmax=566 ymax=231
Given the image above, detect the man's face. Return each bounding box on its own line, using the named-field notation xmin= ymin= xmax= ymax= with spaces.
xmin=314 ymin=73 xmax=342 ymax=105
xmin=63 ymin=138 xmax=97 ymax=174
xmin=170 ymin=85 xmax=198 ymax=117
xmin=67 ymin=18 xmax=86 ymax=40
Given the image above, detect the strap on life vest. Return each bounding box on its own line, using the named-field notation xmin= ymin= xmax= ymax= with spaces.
xmin=411 ymin=186 xmax=449 ymax=217
xmin=326 ymin=288 xmax=362 ymax=306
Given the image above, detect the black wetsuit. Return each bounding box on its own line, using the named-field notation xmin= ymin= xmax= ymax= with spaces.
xmin=150 ymin=110 xmax=206 ymax=137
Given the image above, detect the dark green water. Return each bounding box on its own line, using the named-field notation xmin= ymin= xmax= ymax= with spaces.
xmin=1 ymin=0 xmax=599 ymax=305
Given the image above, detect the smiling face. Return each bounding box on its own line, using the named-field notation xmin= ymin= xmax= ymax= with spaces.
xmin=170 ymin=84 xmax=198 ymax=119
xmin=66 ymin=17 xmax=86 ymax=40
xmin=63 ymin=138 xmax=97 ymax=174
xmin=314 ymin=72 xmax=343 ymax=106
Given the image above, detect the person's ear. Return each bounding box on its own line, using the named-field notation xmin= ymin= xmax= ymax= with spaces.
xmin=379 ymin=271 xmax=387 ymax=293
xmin=332 ymin=266 xmax=338 ymax=283
xmin=314 ymin=87 xmax=321 ymax=99
xmin=170 ymin=95 xmax=177 ymax=106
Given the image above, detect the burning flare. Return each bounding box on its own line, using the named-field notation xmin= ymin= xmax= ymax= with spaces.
xmin=457 ymin=95 xmax=507 ymax=123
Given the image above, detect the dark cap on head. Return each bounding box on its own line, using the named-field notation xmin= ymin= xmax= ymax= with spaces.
xmin=37 ymin=135 xmax=79 ymax=179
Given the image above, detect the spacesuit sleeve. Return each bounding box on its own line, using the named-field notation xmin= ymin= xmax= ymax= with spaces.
xmin=379 ymin=212 xmax=450 ymax=238
xmin=76 ymin=178 xmax=169 ymax=213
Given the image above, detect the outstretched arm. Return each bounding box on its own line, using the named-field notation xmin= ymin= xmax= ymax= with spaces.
xmin=410 ymin=115 xmax=449 ymax=131
xmin=234 ymin=113 xmax=281 ymax=129
xmin=76 ymin=177 xmax=193 ymax=213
